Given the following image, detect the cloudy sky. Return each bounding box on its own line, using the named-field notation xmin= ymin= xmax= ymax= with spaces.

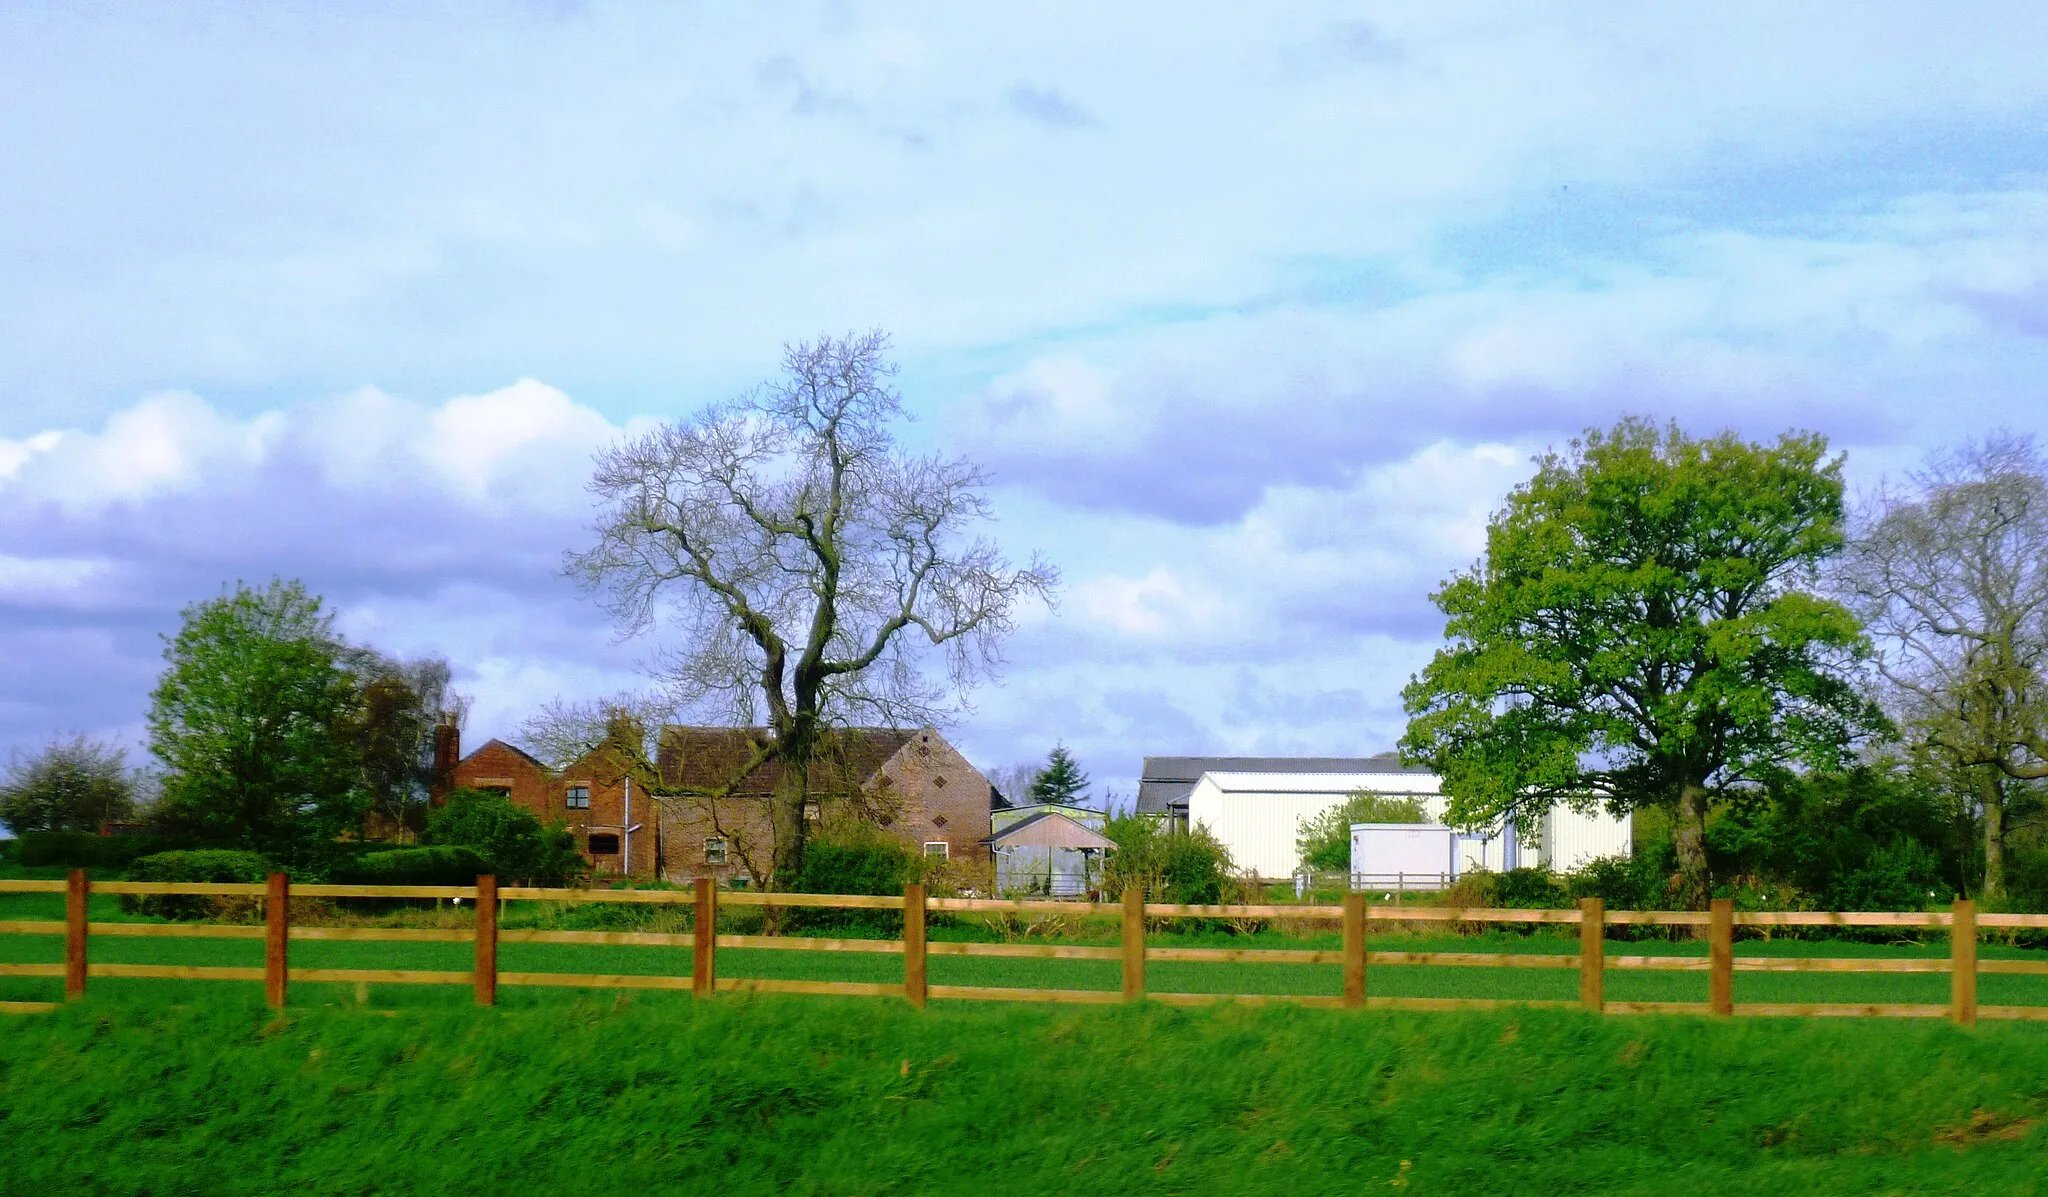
xmin=5 ymin=3 xmax=2048 ymax=801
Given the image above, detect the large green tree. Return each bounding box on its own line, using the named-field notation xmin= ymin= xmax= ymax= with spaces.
xmin=148 ymin=579 xmax=366 ymax=862
xmin=0 ymin=735 xmax=137 ymax=835
xmin=1400 ymin=418 xmax=1882 ymax=906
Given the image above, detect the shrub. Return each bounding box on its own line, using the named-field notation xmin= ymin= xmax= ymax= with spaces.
xmin=329 ymin=846 xmax=490 ymax=887
xmin=784 ymin=819 xmax=935 ymax=932
xmin=1821 ymin=839 xmax=1946 ymax=912
xmin=424 ymin=789 xmax=585 ymax=885
xmin=15 ymin=831 xmax=173 ymax=870
xmin=122 ymin=849 xmax=272 ymax=920
xmin=1099 ymin=815 xmax=1238 ymax=905
xmin=2007 ymin=849 xmax=2048 ymax=915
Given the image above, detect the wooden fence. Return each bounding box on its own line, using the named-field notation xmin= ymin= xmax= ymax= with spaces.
xmin=5 ymin=872 xmax=2048 ymax=1023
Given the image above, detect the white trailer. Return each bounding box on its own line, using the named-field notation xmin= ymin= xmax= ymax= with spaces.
xmin=1348 ymin=822 xmax=1513 ymax=891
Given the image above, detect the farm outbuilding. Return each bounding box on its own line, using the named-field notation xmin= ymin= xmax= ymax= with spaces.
xmin=986 ymin=810 xmax=1115 ymax=897
xmin=1138 ymin=753 xmax=1630 ymax=880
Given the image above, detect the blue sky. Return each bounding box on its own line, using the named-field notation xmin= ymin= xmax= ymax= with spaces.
xmin=4 ymin=3 xmax=2048 ymax=800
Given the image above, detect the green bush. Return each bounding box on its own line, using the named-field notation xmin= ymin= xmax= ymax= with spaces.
xmin=1568 ymin=846 xmax=1680 ymax=911
xmin=424 ymin=789 xmax=585 ymax=885
xmin=16 ymin=831 xmax=173 ymax=870
xmin=329 ymin=846 xmax=490 ymax=887
xmin=785 ymin=820 xmax=927 ymax=932
xmin=1099 ymin=814 xmax=1238 ymax=905
xmin=2007 ymin=849 xmax=2048 ymax=914
xmin=121 ymin=849 xmax=273 ymax=920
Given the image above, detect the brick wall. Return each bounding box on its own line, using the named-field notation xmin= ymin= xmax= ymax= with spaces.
xmin=450 ymin=738 xmax=657 ymax=881
xmin=650 ymin=728 xmax=998 ymax=883
xmin=554 ymin=743 xmax=658 ymax=881
xmin=451 ymin=740 xmax=554 ymax=815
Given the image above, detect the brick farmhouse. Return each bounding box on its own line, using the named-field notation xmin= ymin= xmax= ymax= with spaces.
xmin=445 ymin=724 xmax=997 ymax=882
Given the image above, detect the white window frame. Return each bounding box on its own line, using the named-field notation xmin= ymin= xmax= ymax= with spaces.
xmin=923 ymin=841 xmax=949 ymax=859
xmin=704 ymin=837 xmax=729 ymax=866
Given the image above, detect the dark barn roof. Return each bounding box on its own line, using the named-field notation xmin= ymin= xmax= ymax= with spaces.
xmin=1134 ymin=753 xmax=1424 ymax=815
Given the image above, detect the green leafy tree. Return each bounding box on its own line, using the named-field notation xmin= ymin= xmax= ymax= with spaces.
xmin=1295 ymin=792 xmax=1428 ymax=871
xmin=1401 ymin=419 xmax=1883 ymax=907
xmin=423 ymin=788 xmax=586 ymax=885
xmin=1027 ymin=744 xmax=1090 ymax=806
xmin=0 ymin=735 xmax=137 ymax=835
xmin=148 ymin=580 xmax=366 ymax=864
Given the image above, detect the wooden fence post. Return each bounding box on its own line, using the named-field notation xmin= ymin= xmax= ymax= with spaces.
xmin=265 ymin=872 xmax=290 ymax=1009
xmin=903 ymin=882 xmax=927 ymax=1009
xmin=1578 ymin=897 xmax=1604 ymax=1013
xmin=473 ymin=875 xmax=498 ymax=1007
xmin=1342 ymin=892 xmax=1366 ymax=1008
xmin=1121 ymin=887 xmax=1145 ymax=1002
xmin=1951 ymin=898 xmax=1977 ymax=1028
xmin=1709 ymin=897 xmax=1733 ymax=1016
xmin=64 ymin=868 xmax=88 ymax=1001
xmin=693 ymin=877 xmax=716 ymax=999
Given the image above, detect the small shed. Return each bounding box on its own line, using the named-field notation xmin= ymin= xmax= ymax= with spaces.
xmin=986 ymin=811 xmax=1116 ymax=897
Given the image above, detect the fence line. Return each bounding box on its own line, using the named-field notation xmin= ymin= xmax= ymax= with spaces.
xmin=6 ymin=870 xmax=2048 ymax=1022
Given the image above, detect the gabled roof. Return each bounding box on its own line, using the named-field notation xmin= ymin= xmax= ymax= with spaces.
xmin=1136 ymin=753 xmax=1422 ymax=814
xmin=985 ymin=810 xmax=1117 ymax=852
xmin=656 ymin=726 xmax=919 ymax=797
xmin=460 ymin=738 xmax=551 ymax=773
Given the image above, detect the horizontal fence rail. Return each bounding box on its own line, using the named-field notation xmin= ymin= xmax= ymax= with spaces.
xmin=6 ymin=871 xmax=2048 ymax=1023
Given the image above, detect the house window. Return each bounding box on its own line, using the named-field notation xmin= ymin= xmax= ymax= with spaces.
xmin=704 ymin=838 xmax=729 ymax=866
xmin=931 ymin=814 xmax=948 ymax=829
xmin=566 ymin=785 xmax=590 ymax=809
xmin=932 ymin=775 xmax=947 ymax=789
xmin=923 ymin=841 xmax=949 ymax=859
xmin=481 ymin=786 xmax=511 ymax=798
xmin=587 ymin=832 xmax=620 ymax=855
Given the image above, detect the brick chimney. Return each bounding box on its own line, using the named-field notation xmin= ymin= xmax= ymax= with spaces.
xmin=430 ymin=720 xmax=460 ymax=805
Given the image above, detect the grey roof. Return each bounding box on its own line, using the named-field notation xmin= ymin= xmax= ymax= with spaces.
xmin=1135 ymin=753 xmax=1423 ymax=814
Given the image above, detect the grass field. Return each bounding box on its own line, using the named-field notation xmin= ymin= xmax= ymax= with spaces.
xmin=4 ymin=993 xmax=2048 ymax=1194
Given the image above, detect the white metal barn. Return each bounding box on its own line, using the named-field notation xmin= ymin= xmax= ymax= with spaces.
xmin=1138 ymin=753 xmax=1630 ymax=881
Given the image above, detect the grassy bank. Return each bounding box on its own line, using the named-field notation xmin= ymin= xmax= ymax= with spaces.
xmin=3 ymin=997 xmax=2046 ymax=1195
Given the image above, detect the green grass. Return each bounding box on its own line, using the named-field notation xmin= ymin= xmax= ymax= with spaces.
xmin=3 ymin=995 xmax=2047 ymax=1194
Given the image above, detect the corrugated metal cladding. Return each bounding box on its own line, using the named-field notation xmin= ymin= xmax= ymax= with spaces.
xmin=1185 ymin=770 xmax=1628 ymax=879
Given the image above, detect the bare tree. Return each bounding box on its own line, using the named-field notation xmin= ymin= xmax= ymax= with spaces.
xmin=1843 ymin=432 xmax=2048 ymax=897
xmin=567 ymin=331 xmax=1057 ymax=884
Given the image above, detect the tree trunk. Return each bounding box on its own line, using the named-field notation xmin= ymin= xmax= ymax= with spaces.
xmin=769 ymin=754 xmax=809 ymax=891
xmin=1979 ymin=770 xmax=2006 ymax=902
xmin=1672 ymin=781 xmax=1711 ymax=912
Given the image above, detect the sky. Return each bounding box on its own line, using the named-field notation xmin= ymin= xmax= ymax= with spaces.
xmin=4 ymin=2 xmax=2048 ymax=803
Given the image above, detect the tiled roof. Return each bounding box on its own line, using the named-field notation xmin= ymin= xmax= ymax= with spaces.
xmin=656 ymin=726 xmax=918 ymax=797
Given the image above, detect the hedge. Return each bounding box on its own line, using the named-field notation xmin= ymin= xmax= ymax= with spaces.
xmin=121 ymin=849 xmax=273 ymax=920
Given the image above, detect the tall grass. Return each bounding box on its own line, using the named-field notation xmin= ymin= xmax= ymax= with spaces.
xmin=2 ymin=997 xmax=2045 ymax=1194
